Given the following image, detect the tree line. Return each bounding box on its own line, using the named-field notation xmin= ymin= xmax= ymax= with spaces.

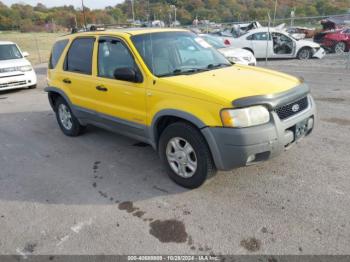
xmin=0 ymin=0 xmax=349 ymax=32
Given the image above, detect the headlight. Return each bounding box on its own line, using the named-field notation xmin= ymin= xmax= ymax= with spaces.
xmin=18 ymin=65 xmax=33 ymax=72
xmin=226 ymin=57 xmax=240 ymax=63
xmin=221 ymin=106 xmax=270 ymax=128
xmin=242 ymin=56 xmax=252 ymax=62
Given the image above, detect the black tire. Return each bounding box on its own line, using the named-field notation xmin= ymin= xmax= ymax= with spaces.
xmin=54 ymin=97 xmax=84 ymax=137
xmin=333 ymin=42 xmax=346 ymax=54
xmin=297 ymin=47 xmax=312 ymax=60
xmin=158 ymin=122 xmax=216 ymax=189
xmin=28 ymin=84 xmax=37 ymax=89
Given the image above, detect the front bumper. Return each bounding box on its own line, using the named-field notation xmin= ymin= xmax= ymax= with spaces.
xmin=0 ymin=70 xmax=37 ymax=91
xmin=313 ymin=47 xmax=326 ymax=59
xmin=202 ymin=94 xmax=316 ymax=170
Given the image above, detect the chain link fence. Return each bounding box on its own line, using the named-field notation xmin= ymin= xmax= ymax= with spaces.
xmin=0 ymin=16 xmax=349 ymax=69
xmin=0 ymin=32 xmax=62 ymax=65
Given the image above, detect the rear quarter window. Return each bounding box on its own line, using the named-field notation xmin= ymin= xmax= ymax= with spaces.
xmin=49 ymin=39 xmax=69 ymax=69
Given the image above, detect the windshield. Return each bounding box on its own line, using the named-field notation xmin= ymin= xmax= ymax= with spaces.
xmin=200 ymin=35 xmax=226 ymax=49
xmin=0 ymin=44 xmax=23 ymax=60
xmin=131 ymin=31 xmax=231 ymax=77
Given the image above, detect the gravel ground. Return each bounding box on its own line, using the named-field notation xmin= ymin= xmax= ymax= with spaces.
xmin=0 ymin=55 xmax=349 ymax=256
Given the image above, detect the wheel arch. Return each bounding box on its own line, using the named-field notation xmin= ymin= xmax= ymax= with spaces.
xmin=243 ymin=47 xmax=254 ymax=55
xmin=45 ymin=87 xmax=73 ymax=111
xmin=150 ymin=110 xmax=207 ymax=149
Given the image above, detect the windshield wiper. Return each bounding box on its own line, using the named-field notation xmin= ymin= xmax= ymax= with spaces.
xmin=158 ymin=68 xmax=209 ymax=77
xmin=207 ymin=63 xmax=231 ymax=69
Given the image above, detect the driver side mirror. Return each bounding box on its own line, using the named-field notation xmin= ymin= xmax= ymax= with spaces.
xmin=113 ymin=68 xmax=142 ymax=83
xmin=22 ymin=51 xmax=29 ymax=57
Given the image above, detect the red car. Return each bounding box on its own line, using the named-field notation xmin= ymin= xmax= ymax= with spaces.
xmin=314 ymin=28 xmax=350 ymax=53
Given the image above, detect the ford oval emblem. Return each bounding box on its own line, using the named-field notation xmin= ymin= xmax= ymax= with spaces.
xmin=292 ymin=104 xmax=300 ymax=112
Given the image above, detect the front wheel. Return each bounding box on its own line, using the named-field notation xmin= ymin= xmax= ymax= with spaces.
xmin=297 ymin=47 xmax=312 ymax=60
xmin=159 ymin=122 xmax=216 ymax=189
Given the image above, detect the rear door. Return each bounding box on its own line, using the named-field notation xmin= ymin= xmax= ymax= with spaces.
xmin=60 ymin=37 xmax=96 ymax=110
xmin=249 ymin=32 xmax=273 ymax=58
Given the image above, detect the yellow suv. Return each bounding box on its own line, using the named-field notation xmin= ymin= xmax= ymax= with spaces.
xmin=46 ymin=28 xmax=316 ymax=188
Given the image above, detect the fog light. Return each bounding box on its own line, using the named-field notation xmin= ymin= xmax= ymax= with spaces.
xmin=307 ymin=118 xmax=314 ymax=131
xmin=247 ymin=155 xmax=256 ymax=164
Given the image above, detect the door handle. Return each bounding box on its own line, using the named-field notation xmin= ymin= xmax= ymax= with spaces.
xmin=63 ymin=78 xmax=71 ymax=84
xmin=96 ymin=85 xmax=108 ymax=92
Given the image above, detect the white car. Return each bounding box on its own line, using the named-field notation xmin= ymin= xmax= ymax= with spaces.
xmin=0 ymin=41 xmax=37 ymax=91
xmin=228 ymin=27 xmax=326 ymax=60
xmin=200 ymin=34 xmax=257 ymax=66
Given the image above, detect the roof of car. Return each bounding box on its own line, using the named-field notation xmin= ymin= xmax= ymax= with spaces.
xmin=62 ymin=28 xmax=189 ymax=39
xmin=0 ymin=41 xmax=16 ymax=45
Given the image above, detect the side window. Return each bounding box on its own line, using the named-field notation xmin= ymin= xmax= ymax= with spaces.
xmin=64 ymin=38 xmax=95 ymax=75
xmin=252 ymin=32 xmax=271 ymax=41
xmin=246 ymin=34 xmax=254 ymax=40
xmin=49 ymin=39 xmax=69 ymax=69
xmin=98 ymin=38 xmax=135 ymax=79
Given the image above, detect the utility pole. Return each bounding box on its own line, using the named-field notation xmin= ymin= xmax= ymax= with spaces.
xmin=131 ymin=0 xmax=135 ymax=24
xmin=273 ymin=0 xmax=277 ymax=26
xmin=81 ymin=0 xmax=87 ymax=29
xmin=170 ymin=5 xmax=177 ymax=27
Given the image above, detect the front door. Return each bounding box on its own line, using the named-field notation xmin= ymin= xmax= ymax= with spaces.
xmin=93 ymin=36 xmax=147 ymax=134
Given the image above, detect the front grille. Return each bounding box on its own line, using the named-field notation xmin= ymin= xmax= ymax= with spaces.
xmin=275 ymin=96 xmax=309 ymax=120
xmin=0 ymin=80 xmax=27 ymax=89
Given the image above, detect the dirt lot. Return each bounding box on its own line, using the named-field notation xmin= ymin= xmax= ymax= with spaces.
xmin=0 ymin=55 xmax=349 ymax=256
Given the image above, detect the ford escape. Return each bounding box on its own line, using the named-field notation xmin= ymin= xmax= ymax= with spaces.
xmin=46 ymin=28 xmax=316 ymax=188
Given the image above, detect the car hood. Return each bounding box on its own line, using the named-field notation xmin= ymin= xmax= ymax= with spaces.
xmin=0 ymin=58 xmax=30 ymax=69
xmin=157 ymin=65 xmax=301 ymax=105
xmin=217 ymin=47 xmax=253 ymax=57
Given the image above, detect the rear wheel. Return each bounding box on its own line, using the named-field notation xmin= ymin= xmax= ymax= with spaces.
xmin=333 ymin=42 xmax=346 ymax=54
xmin=159 ymin=122 xmax=216 ymax=189
xmin=55 ymin=97 xmax=84 ymax=137
xmin=297 ymin=47 xmax=312 ymax=60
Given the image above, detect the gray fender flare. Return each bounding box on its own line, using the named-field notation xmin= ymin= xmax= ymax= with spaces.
xmin=150 ymin=109 xmax=206 ymax=146
xmin=45 ymin=87 xmax=73 ymax=110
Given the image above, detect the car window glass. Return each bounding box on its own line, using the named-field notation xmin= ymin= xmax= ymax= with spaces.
xmin=49 ymin=39 xmax=69 ymax=69
xmin=132 ymin=32 xmax=229 ymax=77
xmin=98 ymin=39 xmax=135 ymax=79
xmin=0 ymin=44 xmax=22 ymax=60
xmin=65 ymin=38 xmax=94 ymax=75
xmin=202 ymin=36 xmax=225 ymax=49
xmin=252 ymin=32 xmax=271 ymax=41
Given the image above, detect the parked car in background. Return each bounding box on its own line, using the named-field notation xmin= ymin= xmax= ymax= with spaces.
xmin=286 ymin=27 xmax=316 ymax=39
xmin=0 ymin=41 xmax=37 ymax=91
xmin=314 ymin=28 xmax=350 ymax=54
xmin=231 ymin=27 xmax=325 ymax=60
xmin=200 ymin=34 xmax=256 ymax=65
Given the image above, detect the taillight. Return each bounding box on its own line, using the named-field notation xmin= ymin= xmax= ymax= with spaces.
xmin=224 ymin=39 xmax=231 ymax=45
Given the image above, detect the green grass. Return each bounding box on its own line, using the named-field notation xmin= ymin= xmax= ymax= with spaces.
xmin=0 ymin=32 xmax=63 ymax=65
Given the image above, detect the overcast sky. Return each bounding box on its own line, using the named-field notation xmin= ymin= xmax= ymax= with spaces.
xmin=2 ymin=0 xmax=123 ymax=9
